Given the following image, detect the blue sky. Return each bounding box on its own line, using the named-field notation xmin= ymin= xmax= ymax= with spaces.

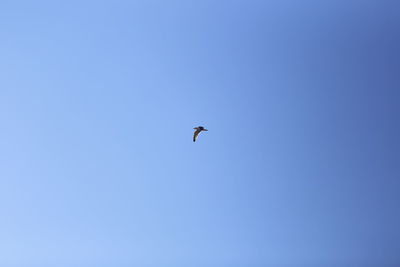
xmin=1 ymin=1 xmax=399 ymax=266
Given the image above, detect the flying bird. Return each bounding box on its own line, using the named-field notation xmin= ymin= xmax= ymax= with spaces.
xmin=193 ymin=126 xmax=208 ymax=142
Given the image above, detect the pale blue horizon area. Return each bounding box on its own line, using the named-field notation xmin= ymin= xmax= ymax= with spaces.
xmin=1 ymin=1 xmax=399 ymax=266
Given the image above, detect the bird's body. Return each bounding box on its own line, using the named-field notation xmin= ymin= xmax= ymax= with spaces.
xmin=193 ymin=126 xmax=208 ymax=142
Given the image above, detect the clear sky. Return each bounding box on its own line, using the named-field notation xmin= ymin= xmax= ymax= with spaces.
xmin=1 ymin=1 xmax=399 ymax=266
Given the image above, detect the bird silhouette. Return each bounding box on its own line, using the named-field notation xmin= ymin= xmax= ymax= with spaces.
xmin=193 ymin=126 xmax=208 ymax=142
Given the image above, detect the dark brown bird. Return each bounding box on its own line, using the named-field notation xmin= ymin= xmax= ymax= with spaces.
xmin=193 ymin=126 xmax=208 ymax=142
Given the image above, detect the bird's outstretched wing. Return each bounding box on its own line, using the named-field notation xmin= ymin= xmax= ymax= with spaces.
xmin=193 ymin=129 xmax=201 ymax=142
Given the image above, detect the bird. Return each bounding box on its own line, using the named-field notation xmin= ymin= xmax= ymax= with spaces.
xmin=193 ymin=126 xmax=208 ymax=142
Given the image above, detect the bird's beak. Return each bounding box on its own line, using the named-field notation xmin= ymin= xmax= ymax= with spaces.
xmin=204 ymin=129 xmax=208 ymax=131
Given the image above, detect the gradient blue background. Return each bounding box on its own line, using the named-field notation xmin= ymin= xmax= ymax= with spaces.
xmin=1 ymin=1 xmax=399 ymax=266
